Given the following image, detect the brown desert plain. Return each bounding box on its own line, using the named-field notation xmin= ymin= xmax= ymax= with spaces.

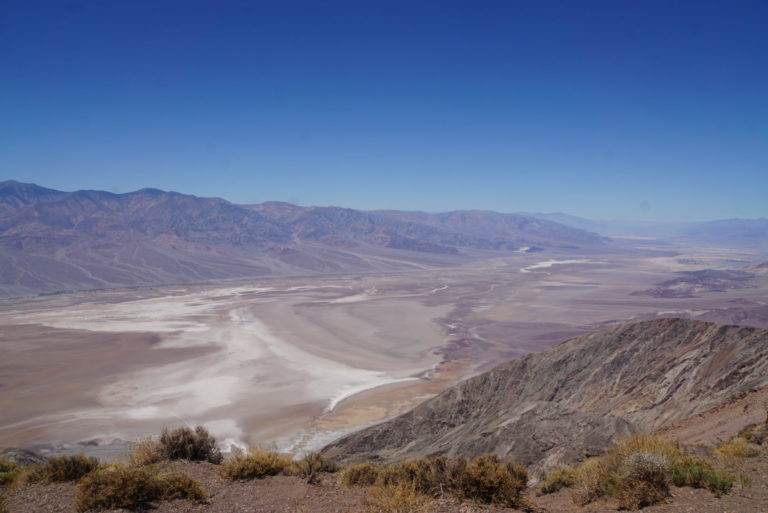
xmin=2 ymin=241 xmax=767 ymax=462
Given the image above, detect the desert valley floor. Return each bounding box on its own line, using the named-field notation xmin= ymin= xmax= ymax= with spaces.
xmin=1 ymin=244 xmax=767 ymax=458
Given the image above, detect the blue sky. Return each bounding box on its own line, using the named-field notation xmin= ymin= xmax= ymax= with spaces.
xmin=1 ymin=1 xmax=766 ymax=221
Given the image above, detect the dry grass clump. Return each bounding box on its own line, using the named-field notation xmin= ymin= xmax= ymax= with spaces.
xmin=129 ymin=436 xmax=163 ymax=466
xmin=21 ymin=454 xmax=100 ymax=484
xmin=717 ymin=437 xmax=760 ymax=464
xmin=364 ymin=481 xmax=432 ymax=513
xmin=570 ymin=434 xmax=736 ymax=509
xmin=450 ymin=454 xmax=529 ymax=508
xmin=290 ymin=452 xmax=341 ymax=484
xmin=0 ymin=458 xmax=21 ymax=486
xmin=342 ymin=455 xmax=530 ymax=509
xmin=158 ymin=426 xmax=222 ymax=463
xmin=342 ymin=462 xmax=382 ymax=487
xmin=536 ymin=465 xmax=577 ymax=495
xmin=73 ymin=463 xmax=207 ymax=512
xmin=129 ymin=426 xmax=222 ymax=465
xmin=218 ymin=448 xmax=293 ymax=481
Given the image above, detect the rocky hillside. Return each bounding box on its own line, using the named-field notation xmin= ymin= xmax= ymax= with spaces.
xmin=0 ymin=180 xmax=608 ymax=297
xmin=323 ymin=318 xmax=768 ymax=473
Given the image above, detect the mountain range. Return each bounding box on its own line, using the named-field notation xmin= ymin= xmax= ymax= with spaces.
xmin=0 ymin=180 xmax=608 ymax=297
xmin=530 ymin=212 xmax=768 ymax=248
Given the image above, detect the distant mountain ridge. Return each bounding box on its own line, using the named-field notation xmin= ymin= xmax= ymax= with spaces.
xmin=323 ymin=318 xmax=768 ymax=473
xmin=528 ymin=211 xmax=768 ymax=248
xmin=0 ymin=181 xmax=608 ymax=297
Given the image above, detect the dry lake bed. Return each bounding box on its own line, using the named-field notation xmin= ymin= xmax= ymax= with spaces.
xmin=1 ymin=246 xmax=766 ymax=457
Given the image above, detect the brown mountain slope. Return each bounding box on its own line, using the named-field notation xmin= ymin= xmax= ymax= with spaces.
xmin=322 ymin=318 xmax=768 ymax=473
xmin=0 ymin=181 xmax=610 ymax=297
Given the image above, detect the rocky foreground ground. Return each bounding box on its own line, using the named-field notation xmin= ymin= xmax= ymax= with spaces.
xmin=3 ymin=448 xmax=767 ymax=513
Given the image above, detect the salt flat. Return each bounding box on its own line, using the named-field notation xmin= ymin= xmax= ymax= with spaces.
xmin=1 ymin=248 xmax=766 ymax=456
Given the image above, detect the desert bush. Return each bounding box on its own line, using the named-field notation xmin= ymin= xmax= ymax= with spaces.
xmin=156 ymin=470 xmax=208 ymax=502
xmin=364 ymin=481 xmax=432 ymax=513
xmin=349 ymin=455 xmax=529 ymax=509
xmin=156 ymin=426 xmax=222 ymax=463
xmin=73 ymin=463 xmax=206 ymax=512
xmin=570 ymin=457 xmax=608 ymax=506
xmin=290 ymin=452 xmax=341 ymax=484
xmin=74 ymin=464 xmax=159 ymax=512
xmin=537 ymin=465 xmax=577 ymax=495
xmin=668 ymin=453 xmax=733 ymax=495
xmin=218 ymin=448 xmax=292 ymax=481
xmin=615 ymin=451 xmax=671 ymax=510
xmin=449 ymin=454 xmax=528 ymax=507
xmin=570 ymin=435 xmax=679 ymax=508
xmin=377 ymin=458 xmax=448 ymax=496
xmin=129 ymin=436 xmax=163 ymax=466
xmin=341 ymin=461 xmax=383 ymax=487
xmin=717 ymin=437 xmax=760 ymax=465
xmin=22 ymin=454 xmax=100 ymax=484
xmin=571 ymin=434 xmax=738 ymax=509
xmin=740 ymin=424 xmax=768 ymax=446
xmin=0 ymin=458 xmax=21 ymax=486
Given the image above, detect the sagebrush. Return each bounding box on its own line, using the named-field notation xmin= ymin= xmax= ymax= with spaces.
xmin=73 ymin=463 xmax=206 ymax=512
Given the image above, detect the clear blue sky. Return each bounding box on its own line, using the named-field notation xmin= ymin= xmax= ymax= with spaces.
xmin=1 ymin=1 xmax=766 ymax=221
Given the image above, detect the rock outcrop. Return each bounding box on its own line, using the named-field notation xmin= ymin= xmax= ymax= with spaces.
xmin=323 ymin=319 xmax=768 ymax=473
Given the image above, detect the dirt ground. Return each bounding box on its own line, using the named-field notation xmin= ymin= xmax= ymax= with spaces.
xmin=4 ymin=447 xmax=768 ymax=513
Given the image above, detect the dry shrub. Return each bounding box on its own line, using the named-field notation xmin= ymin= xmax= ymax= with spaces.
xmin=364 ymin=481 xmax=432 ymax=513
xmin=450 ymin=454 xmax=528 ymax=508
xmin=156 ymin=426 xmax=222 ymax=463
xmin=343 ymin=455 xmax=529 ymax=510
xmin=537 ymin=465 xmax=577 ymax=495
xmin=342 ymin=462 xmax=383 ymax=487
xmin=570 ymin=435 xmax=680 ymax=508
xmin=73 ymin=463 xmax=206 ymax=512
xmin=156 ymin=470 xmax=208 ymax=502
xmin=615 ymin=451 xmax=671 ymax=510
xmin=22 ymin=454 xmax=100 ymax=484
xmin=129 ymin=436 xmax=163 ymax=466
xmin=0 ymin=458 xmax=21 ymax=486
xmin=218 ymin=448 xmax=292 ymax=481
xmin=571 ymin=434 xmax=737 ymax=509
xmin=717 ymin=437 xmax=760 ymax=465
xmin=570 ymin=457 xmax=607 ymax=506
xmin=740 ymin=423 xmax=768 ymax=446
xmin=290 ymin=452 xmax=341 ymax=484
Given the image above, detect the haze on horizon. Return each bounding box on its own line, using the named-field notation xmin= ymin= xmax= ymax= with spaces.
xmin=1 ymin=0 xmax=766 ymax=222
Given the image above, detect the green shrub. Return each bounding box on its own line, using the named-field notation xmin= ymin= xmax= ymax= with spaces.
xmin=218 ymin=449 xmax=292 ymax=481
xmin=537 ymin=465 xmax=577 ymax=495
xmin=705 ymin=471 xmax=735 ymax=498
xmin=156 ymin=426 xmax=222 ymax=463
xmin=73 ymin=463 xmax=207 ymax=512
